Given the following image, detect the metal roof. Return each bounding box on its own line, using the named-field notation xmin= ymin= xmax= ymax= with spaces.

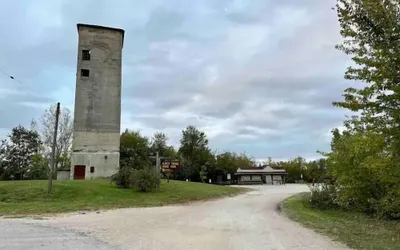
xmin=237 ymin=165 xmax=286 ymax=173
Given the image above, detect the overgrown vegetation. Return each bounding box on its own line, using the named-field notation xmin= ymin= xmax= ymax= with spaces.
xmin=270 ymin=157 xmax=328 ymax=183
xmin=118 ymin=128 xmax=328 ymax=184
xmin=0 ymin=104 xmax=73 ymax=181
xmin=0 ymin=125 xmax=43 ymax=180
xmin=111 ymin=167 xmax=160 ymax=192
xmin=132 ymin=167 xmax=160 ymax=192
xmin=307 ymin=0 xmax=400 ymax=220
xmin=110 ymin=167 xmax=134 ymax=189
xmin=0 ymin=180 xmax=246 ymax=215
xmin=309 ymin=184 xmax=338 ymax=210
xmin=117 ymin=126 xmax=256 ymax=184
xmin=282 ymin=193 xmax=400 ymax=250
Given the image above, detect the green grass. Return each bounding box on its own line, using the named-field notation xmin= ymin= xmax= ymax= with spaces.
xmin=281 ymin=193 xmax=400 ymax=250
xmin=0 ymin=180 xmax=247 ymax=215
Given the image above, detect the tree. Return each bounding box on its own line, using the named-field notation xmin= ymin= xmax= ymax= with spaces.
xmin=0 ymin=139 xmax=9 ymax=180
xmin=280 ymin=158 xmax=303 ymax=183
xmin=235 ymin=153 xmax=254 ymax=169
xmin=150 ymin=131 xmax=177 ymax=158
xmin=179 ymin=126 xmax=208 ymax=153
xmin=120 ymin=129 xmax=151 ymax=169
xmin=212 ymin=152 xmax=254 ymax=183
xmin=316 ymin=1 xmax=400 ymax=218
xmin=178 ymin=125 xmax=210 ymax=181
xmin=262 ymin=157 xmax=280 ymax=168
xmin=150 ymin=132 xmax=168 ymax=155
xmin=304 ymin=159 xmax=328 ymax=183
xmin=274 ymin=157 xmax=328 ymax=184
xmin=25 ymin=154 xmax=48 ymax=180
xmin=334 ymin=0 xmax=400 ymax=142
xmin=32 ymin=104 xmax=73 ymax=169
xmin=164 ymin=146 xmax=177 ymax=159
xmin=5 ymin=125 xmax=42 ymax=180
xmin=323 ymin=128 xmax=392 ymax=215
xmin=199 ymin=165 xmax=208 ymax=183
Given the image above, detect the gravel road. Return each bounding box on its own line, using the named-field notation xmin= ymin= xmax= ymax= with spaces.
xmin=2 ymin=184 xmax=348 ymax=250
xmin=0 ymin=219 xmax=117 ymax=249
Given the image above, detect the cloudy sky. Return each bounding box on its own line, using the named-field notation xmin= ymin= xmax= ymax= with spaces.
xmin=0 ymin=0 xmax=355 ymax=161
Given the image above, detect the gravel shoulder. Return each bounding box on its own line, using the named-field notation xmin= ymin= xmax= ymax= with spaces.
xmin=5 ymin=184 xmax=349 ymax=250
xmin=0 ymin=219 xmax=117 ymax=250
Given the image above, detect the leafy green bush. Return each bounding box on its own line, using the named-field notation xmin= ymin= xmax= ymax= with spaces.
xmin=111 ymin=167 xmax=160 ymax=192
xmin=373 ymin=188 xmax=400 ymax=220
xmin=131 ymin=167 xmax=160 ymax=192
xmin=309 ymin=184 xmax=338 ymax=210
xmin=26 ymin=154 xmax=48 ymax=180
xmin=111 ymin=167 xmax=134 ymax=189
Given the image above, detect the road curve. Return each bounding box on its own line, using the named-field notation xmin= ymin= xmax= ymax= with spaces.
xmin=4 ymin=184 xmax=348 ymax=250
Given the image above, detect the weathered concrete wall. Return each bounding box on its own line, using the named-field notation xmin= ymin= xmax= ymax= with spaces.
xmin=70 ymin=152 xmax=119 ymax=179
xmin=71 ymin=24 xmax=124 ymax=180
xmin=72 ymin=131 xmax=120 ymax=152
xmin=73 ymin=25 xmax=123 ymax=133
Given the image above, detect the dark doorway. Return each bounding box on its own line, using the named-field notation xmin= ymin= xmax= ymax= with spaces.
xmin=74 ymin=165 xmax=86 ymax=180
xmin=262 ymin=175 xmax=266 ymax=184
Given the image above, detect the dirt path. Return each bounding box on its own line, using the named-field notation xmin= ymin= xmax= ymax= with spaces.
xmin=23 ymin=184 xmax=348 ymax=250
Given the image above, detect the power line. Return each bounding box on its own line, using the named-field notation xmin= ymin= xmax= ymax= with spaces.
xmin=0 ymin=67 xmax=44 ymax=98
xmin=0 ymin=68 xmax=22 ymax=84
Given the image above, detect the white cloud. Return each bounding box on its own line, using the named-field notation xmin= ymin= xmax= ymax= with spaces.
xmin=0 ymin=0 xmax=354 ymax=160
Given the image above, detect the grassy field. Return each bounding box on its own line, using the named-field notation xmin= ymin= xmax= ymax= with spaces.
xmin=0 ymin=180 xmax=246 ymax=216
xmin=281 ymin=193 xmax=400 ymax=250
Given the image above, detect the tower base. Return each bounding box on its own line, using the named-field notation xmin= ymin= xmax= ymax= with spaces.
xmin=70 ymin=152 xmax=119 ymax=180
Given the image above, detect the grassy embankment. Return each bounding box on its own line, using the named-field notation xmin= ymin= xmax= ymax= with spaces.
xmin=281 ymin=193 xmax=400 ymax=250
xmin=0 ymin=179 xmax=246 ymax=216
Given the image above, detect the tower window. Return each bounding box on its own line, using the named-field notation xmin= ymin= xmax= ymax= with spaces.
xmin=81 ymin=69 xmax=90 ymax=77
xmin=90 ymin=166 xmax=95 ymax=173
xmin=82 ymin=50 xmax=91 ymax=60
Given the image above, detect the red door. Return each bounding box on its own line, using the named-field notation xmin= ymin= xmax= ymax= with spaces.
xmin=74 ymin=165 xmax=86 ymax=180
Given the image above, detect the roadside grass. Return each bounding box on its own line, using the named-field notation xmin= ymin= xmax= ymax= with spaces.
xmin=281 ymin=193 xmax=400 ymax=250
xmin=0 ymin=180 xmax=247 ymax=216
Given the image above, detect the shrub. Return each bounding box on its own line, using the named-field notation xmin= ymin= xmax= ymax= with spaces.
xmin=111 ymin=167 xmax=134 ymax=188
xmin=131 ymin=167 xmax=160 ymax=192
xmin=111 ymin=166 xmax=160 ymax=192
xmin=309 ymin=183 xmax=338 ymax=210
xmin=374 ymin=188 xmax=400 ymax=220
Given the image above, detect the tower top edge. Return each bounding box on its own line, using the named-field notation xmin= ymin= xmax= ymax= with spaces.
xmin=77 ymin=23 xmax=125 ymax=47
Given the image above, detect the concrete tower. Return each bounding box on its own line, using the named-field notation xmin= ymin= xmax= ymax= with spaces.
xmin=70 ymin=23 xmax=124 ymax=180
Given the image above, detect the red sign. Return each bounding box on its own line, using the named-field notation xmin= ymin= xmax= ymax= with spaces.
xmin=170 ymin=160 xmax=179 ymax=169
xmin=161 ymin=160 xmax=180 ymax=169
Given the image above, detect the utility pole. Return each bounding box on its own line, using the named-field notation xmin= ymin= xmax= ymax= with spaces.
xmin=48 ymin=102 xmax=60 ymax=195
